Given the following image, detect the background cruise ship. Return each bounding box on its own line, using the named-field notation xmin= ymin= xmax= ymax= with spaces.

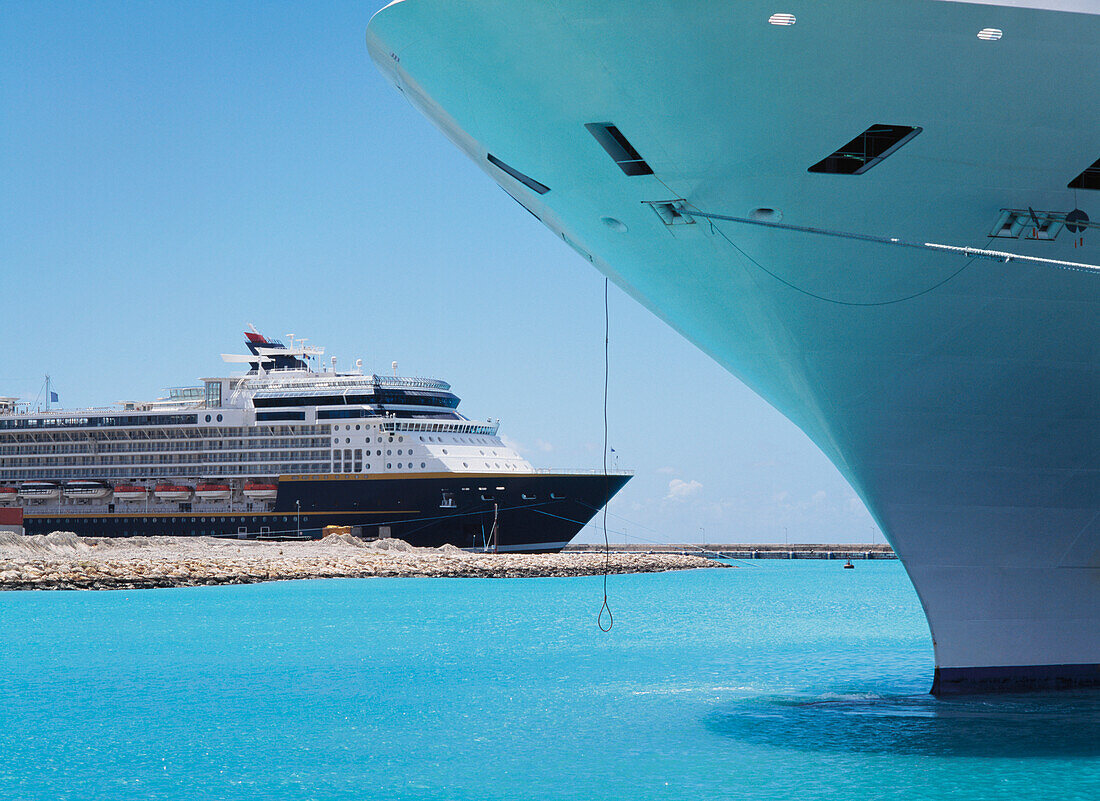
xmin=0 ymin=328 xmax=629 ymax=550
xmin=366 ymin=0 xmax=1100 ymax=691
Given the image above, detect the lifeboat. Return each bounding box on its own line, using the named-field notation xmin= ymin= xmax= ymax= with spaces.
xmin=195 ymin=482 xmax=232 ymax=501
xmin=154 ymin=484 xmax=193 ymax=502
xmin=243 ymin=482 xmax=278 ymax=501
xmin=63 ymin=480 xmax=111 ymax=500
xmin=0 ymin=486 xmax=16 ymax=505
xmin=18 ymin=481 xmax=60 ymax=501
xmin=113 ymin=484 xmax=148 ymax=502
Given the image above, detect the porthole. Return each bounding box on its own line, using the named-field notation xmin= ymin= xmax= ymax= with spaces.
xmin=355 ymin=425 xmax=361 ymax=430
xmin=333 ymin=437 xmax=339 ymax=444
xmin=387 ymin=450 xmax=392 ymax=456
xmin=398 ymin=437 xmax=403 ymax=442
xmin=205 ymin=415 xmax=212 ymax=423
xmin=442 ymin=449 xmax=448 ymax=454
xmin=387 ymin=463 xmax=392 ymax=469
xmin=463 ymin=462 xmax=468 ymax=467
xmin=397 ymin=463 xmax=402 ymax=469
xmin=421 ymin=462 xmax=426 ymax=468
xmin=346 ymin=438 xmax=351 ymax=443
xmin=216 ymin=414 xmax=223 ymax=422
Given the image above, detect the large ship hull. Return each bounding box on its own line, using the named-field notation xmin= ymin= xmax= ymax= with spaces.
xmin=21 ymin=472 xmax=629 ymax=552
xmin=367 ymin=0 xmax=1100 ymax=692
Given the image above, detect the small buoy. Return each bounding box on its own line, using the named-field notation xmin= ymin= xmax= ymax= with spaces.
xmin=843 ymin=559 xmax=855 ymax=569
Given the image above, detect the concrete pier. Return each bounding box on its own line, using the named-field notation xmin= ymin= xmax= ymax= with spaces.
xmin=564 ymin=543 xmax=897 ymax=560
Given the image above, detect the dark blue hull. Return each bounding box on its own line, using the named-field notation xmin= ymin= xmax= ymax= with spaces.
xmin=20 ymin=472 xmax=630 ymax=552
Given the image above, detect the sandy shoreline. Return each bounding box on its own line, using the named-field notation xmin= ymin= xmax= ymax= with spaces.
xmin=0 ymin=532 xmax=724 ymax=591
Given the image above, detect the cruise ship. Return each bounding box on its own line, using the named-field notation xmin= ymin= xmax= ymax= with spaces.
xmin=0 ymin=328 xmax=630 ymax=551
xmin=366 ymin=1 xmax=1100 ymax=692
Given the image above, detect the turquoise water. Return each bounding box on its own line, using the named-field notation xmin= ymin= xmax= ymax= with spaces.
xmin=1 ymin=561 xmax=1097 ymax=800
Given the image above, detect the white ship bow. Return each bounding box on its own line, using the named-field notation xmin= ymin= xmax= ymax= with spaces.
xmin=367 ymin=0 xmax=1100 ymax=691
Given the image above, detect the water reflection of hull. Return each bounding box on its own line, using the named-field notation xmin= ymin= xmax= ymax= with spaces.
xmin=708 ymin=692 xmax=1100 ymax=758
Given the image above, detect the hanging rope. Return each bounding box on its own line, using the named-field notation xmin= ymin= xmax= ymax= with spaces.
xmin=598 ymin=276 xmax=614 ymax=632
xmin=703 ymin=216 xmax=977 ymax=307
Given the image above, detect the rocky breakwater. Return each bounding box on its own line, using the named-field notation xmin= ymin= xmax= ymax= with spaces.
xmin=0 ymin=532 xmax=724 ymax=591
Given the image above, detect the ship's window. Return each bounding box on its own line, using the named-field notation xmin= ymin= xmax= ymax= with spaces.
xmin=808 ymin=124 xmax=921 ymax=174
xmin=486 ymin=153 xmax=550 ymax=194
xmin=386 ymin=463 xmax=392 ymax=469
xmin=585 ymin=123 xmax=654 ymax=176
xmin=1068 ymin=157 xmax=1100 ymax=190
xmin=421 ymin=462 xmax=426 ymax=468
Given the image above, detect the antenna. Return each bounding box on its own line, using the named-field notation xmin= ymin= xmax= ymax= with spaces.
xmin=330 ymin=356 xmax=337 ymax=372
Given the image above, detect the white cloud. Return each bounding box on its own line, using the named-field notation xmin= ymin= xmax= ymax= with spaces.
xmin=666 ymin=478 xmax=703 ymax=501
xmin=656 ymin=466 xmax=677 ymax=475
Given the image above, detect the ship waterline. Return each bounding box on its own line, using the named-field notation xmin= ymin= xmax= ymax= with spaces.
xmin=366 ymin=0 xmax=1100 ymax=691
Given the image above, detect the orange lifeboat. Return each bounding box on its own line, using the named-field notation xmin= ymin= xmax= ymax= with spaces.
xmin=154 ymin=484 xmax=193 ymax=502
xmin=243 ymin=482 xmax=278 ymax=501
xmin=113 ymin=484 xmax=148 ymax=502
xmin=195 ymin=483 xmax=232 ymax=501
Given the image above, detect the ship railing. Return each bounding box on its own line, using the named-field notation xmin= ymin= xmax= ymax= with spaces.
xmin=3 ymin=402 xmax=202 ymax=418
xmin=532 ymin=468 xmax=634 ymax=476
xmin=235 ymin=372 xmax=450 ymax=395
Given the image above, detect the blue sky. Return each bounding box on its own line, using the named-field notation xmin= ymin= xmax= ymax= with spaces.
xmin=0 ymin=1 xmax=879 ymax=544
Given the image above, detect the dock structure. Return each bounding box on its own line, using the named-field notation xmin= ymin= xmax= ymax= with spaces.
xmin=564 ymin=543 xmax=897 ymax=561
